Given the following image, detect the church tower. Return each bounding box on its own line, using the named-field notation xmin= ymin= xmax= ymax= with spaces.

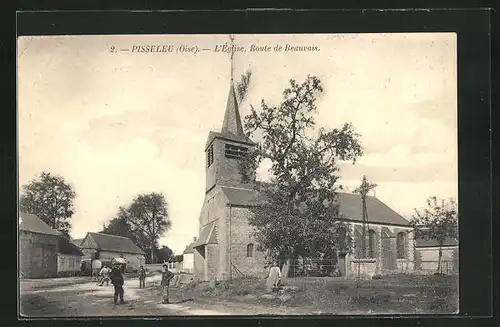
xmin=204 ymin=83 xmax=256 ymax=194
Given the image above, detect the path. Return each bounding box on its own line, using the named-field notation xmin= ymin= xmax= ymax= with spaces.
xmin=20 ymin=275 xmax=233 ymax=317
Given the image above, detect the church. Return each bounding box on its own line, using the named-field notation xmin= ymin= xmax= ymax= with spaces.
xmin=193 ymin=82 xmax=415 ymax=281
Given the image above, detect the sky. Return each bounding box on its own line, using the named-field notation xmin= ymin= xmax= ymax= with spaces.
xmin=18 ymin=33 xmax=457 ymax=254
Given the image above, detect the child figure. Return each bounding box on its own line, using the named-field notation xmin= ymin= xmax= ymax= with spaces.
xmin=139 ymin=265 xmax=146 ymax=289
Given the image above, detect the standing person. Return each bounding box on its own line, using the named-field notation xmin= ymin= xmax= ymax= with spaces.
xmin=138 ymin=265 xmax=146 ymax=289
xmin=161 ymin=263 xmax=175 ymax=304
xmin=99 ymin=265 xmax=110 ymax=286
xmin=110 ymin=263 xmax=125 ymax=305
xmin=266 ymin=261 xmax=282 ymax=291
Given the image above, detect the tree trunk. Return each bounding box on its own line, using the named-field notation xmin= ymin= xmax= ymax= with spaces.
xmin=437 ymin=245 xmax=443 ymax=274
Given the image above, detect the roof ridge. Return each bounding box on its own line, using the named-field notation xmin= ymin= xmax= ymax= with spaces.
xmin=90 ymin=232 xmax=131 ymax=240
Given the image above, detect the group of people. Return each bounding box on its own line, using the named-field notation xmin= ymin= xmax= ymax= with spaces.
xmin=96 ymin=262 xmax=175 ymax=305
xmin=97 ymin=263 xmax=126 ymax=305
xmin=94 ymin=260 xmax=280 ymax=305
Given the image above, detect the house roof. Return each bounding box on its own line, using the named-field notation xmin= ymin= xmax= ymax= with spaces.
xmin=82 ymin=232 xmax=145 ymax=255
xmin=71 ymin=238 xmax=83 ymax=247
xmin=415 ymin=236 xmax=458 ymax=248
xmin=183 ymin=241 xmax=196 ymax=254
xmin=220 ymin=187 xmax=410 ymax=226
xmin=19 ymin=212 xmax=61 ymax=236
xmin=58 ymin=236 xmax=84 ymax=256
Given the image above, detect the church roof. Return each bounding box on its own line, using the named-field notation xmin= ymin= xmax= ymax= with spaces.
xmin=221 ymin=83 xmax=245 ymax=138
xmin=221 ymin=186 xmax=264 ymax=207
xmin=205 ymin=83 xmax=255 ymax=150
xmin=205 ymin=131 xmax=254 ymax=150
xmin=220 ymin=187 xmax=410 ymax=226
xmin=337 ymin=193 xmax=410 ymax=226
xmin=193 ymin=221 xmax=218 ymax=247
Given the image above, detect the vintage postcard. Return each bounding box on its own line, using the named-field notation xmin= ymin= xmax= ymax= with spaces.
xmin=18 ymin=33 xmax=458 ymax=317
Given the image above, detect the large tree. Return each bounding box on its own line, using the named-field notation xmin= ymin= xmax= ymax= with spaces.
xmin=127 ymin=192 xmax=171 ymax=264
xmin=155 ymin=245 xmax=174 ymax=263
xmin=239 ymin=75 xmax=362 ymax=265
xmin=410 ymin=196 xmax=458 ymax=274
xmin=20 ymin=171 xmax=76 ymax=236
xmin=100 ymin=206 xmax=148 ymax=250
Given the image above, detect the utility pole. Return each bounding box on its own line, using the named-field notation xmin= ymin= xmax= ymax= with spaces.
xmin=354 ymin=175 xmax=377 ymax=259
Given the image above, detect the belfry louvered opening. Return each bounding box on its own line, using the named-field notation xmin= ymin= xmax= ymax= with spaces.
xmin=225 ymin=144 xmax=248 ymax=159
xmin=207 ymin=145 xmax=214 ymax=167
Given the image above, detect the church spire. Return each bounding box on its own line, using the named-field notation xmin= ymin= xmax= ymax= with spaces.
xmin=221 ymin=79 xmax=245 ymax=137
xmin=221 ymin=35 xmax=245 ymax=138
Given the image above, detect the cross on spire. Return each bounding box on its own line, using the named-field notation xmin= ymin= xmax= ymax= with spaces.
xmin=229 ymin=34 xmax=235 ymax=83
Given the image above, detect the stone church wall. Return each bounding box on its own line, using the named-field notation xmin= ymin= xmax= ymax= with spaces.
xmin=349 ymin=222 xmax=414 ymax=276
xmin=229 ymin=206 xmax=267 ymax=278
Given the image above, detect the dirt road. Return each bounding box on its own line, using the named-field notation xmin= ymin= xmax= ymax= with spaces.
xmin=19 ymin=275 xmax=241 ymax=317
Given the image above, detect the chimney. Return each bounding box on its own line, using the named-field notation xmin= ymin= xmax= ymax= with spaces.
xmin=193 ymin=237 xmax=197 ymax=242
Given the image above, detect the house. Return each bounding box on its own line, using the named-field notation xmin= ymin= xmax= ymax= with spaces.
xmin=71 ymin=238 xmax=83 ymax=248
xmin=193 ymin=82 xmax=415 ymax=281
xmin=19 ymin=212 xmax=60 ymax=278
xmin=182 ymin=238 xmax=196 ymax=273
xmin=57 ymin=236 xmax=83 ymax=276
xmin=414 ymin=236 xmax=458 ymax=274
xmin=79 ymin=232 xmax=146 ymax=272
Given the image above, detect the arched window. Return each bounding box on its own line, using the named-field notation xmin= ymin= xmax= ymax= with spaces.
xmin=396 ymin=232 xmax=406 ymax=259
xmin=246 ymin=243 xmax=254 ymax=257
xmin=368 ymin=229 xmax=376 ymax=258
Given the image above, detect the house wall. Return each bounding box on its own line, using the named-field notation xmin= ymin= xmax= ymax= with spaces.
xmin=183 ymin=253 xmax=194 ymax=272
xmin=98 ymin=251 xmax=145 ymax=271
xmin=57 ymin=254 xmax=82 ymax=276
xmin=414 ymin=246 xmax=458 ymax=274
xmin=19 ymin=231 xmax=59 ymax=278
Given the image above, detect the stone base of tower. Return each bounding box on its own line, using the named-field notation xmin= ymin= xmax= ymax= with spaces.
xmin=193 ymin=244 xmax=220 ymax=282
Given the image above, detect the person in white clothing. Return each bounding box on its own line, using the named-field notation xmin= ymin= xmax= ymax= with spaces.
xmin=266 ymin=261 xmax=281 ymax=291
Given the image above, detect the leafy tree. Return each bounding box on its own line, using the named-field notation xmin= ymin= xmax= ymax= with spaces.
xmin=155 ymin=245 xmax=174 ymax=263
xmin=239 ymin=75 xmax=363 ymax=266
xmin=172 ymin=254 xmax=183 ymax=263
xmin=20 ymin=171 xmax=76 ymax=235
xmin=411 ymin=196 xmax=458 ymax=274
xmin=100 ymin=206 xmax=148 ymax=250
xmin=127 ymin=192 xmax=171 ymax=264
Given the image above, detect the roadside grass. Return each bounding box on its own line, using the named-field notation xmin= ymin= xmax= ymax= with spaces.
xmin=166 ymin=274 xmax=458 ymax=314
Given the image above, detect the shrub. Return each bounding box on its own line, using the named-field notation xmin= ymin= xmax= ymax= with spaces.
xmin=372 ymin=275 xmax=383 ymax=280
